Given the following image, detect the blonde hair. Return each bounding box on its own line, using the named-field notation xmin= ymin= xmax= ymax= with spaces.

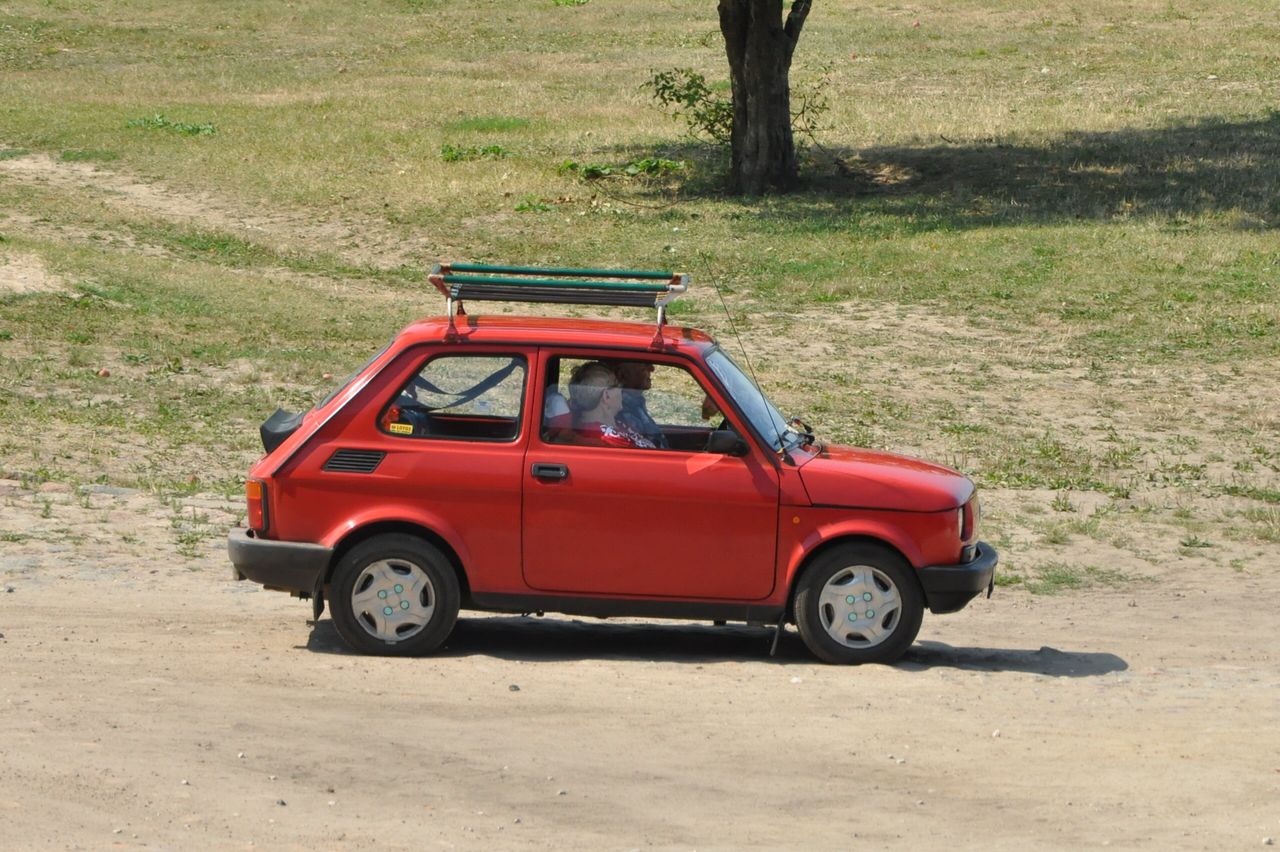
xmin=568 ymin=362 xmax=617 ymax=414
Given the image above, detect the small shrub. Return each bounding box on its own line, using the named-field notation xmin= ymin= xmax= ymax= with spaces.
xmin=790 ymin=62 xmax=833 ymax=145
xmin=0 ymin=148 xmax=30 ymax=160
xmin=1040 ymin=523 xmax=1070 ymax=545
xmin=622 ymin=157 xmax=684 ymax=177
xmin=440 ymin=143 xmax=511 ymax=162
xmin=558 ymin=160 xmax=608 ymax=180
xmin=1024 ymin=563 xmax=1134 ymax=595
xmin=558 ymin=157 xmax=685 ymax=180
xmin=514 ymin=195 xmax=551 ymax=213
xmin=1243 ymin=508 xmax=1280 ymax=543
xmin=644 ymin=68 xmax=732 ymax=144
xmin=1223 ymin=483 xmax=1280 ymax=504
xmin=1025 ymin=563 xmax=1086 ymax=594
xmin=126 ymin=114 xmax=217 ymax=136
xmin=644 ymin=64 xmax=831 ymax=147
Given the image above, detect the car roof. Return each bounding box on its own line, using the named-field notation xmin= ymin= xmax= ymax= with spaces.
xmin=396 ymin=315 xmax=718 ymax=352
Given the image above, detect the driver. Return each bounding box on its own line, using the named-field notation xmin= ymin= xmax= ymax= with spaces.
xmin=610 ymin=360 xmax=669 ymax=449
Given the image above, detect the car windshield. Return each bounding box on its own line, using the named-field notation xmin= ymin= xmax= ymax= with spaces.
xmin=704 ymin=348 xmax=802 ymax=453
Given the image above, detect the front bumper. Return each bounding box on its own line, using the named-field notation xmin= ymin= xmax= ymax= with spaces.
xmin=228 ymin=528 xmax=332 ymax=595
xmin=918 ymin=541 xmax=998 ymax=614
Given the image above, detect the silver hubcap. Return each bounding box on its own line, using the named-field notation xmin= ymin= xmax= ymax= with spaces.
xmin=351 ymin=559 xmax=436 ymax=643
xmin=818 ymin=565 xmax=902 ymax=649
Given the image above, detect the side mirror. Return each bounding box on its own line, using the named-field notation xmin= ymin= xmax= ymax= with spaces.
xmin=705 ymin=430 xmax=749 ymax=456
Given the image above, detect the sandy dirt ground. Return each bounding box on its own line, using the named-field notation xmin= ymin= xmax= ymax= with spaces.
xmin=1 ymin=479 xmax=1277 ymax=851
xmin=2 ymin=151 xmax=1278 ymax=849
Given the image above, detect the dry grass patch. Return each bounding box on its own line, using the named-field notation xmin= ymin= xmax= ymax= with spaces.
xmin=2 ymin=0 xmax=1278 ymax=584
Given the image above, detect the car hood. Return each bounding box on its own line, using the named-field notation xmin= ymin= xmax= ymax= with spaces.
xmin=797 ymin=444 xmax=974 ymax=512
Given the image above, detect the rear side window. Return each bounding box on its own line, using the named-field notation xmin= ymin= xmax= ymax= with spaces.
xmin=380 ymin=354 xmax=527 ymax=442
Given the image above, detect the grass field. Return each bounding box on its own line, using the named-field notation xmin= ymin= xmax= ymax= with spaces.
xmin=1 ymin=0 xmax=1277 ymax=586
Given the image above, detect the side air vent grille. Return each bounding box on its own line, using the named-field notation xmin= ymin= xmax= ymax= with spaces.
xmin=322 ymin=449 xmax=386 ymax=474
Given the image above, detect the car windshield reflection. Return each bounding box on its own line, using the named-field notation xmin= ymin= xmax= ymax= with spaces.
xmin=704 ymin=348 xmax=793 ymax=453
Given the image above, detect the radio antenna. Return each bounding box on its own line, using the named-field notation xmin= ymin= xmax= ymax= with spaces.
xmin=707 ymin=275 xmax=793 ymax=464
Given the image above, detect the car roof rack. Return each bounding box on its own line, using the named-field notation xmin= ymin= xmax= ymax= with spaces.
xmin=429 ymin=262 xmax=689 ymax=341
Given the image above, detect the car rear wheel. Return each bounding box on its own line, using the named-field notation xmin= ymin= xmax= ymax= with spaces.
xmin=794 ymin=543 xmax=923 ymax=664
xmin=330 ymin=534 xmax=460 ymax=656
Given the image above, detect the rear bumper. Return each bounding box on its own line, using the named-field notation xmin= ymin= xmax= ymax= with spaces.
xmin=918 ymin=541 xmax=998 ymax=614
xmin=228 ymin=528 xmax=331 ymax=595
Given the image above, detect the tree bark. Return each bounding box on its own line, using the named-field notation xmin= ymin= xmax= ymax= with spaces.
xmin=718 ymin=0 xmax=811 ymax=195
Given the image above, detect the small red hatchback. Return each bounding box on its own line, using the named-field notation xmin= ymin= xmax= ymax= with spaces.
xmin=228 ymin=264 xmax=996 ymax=664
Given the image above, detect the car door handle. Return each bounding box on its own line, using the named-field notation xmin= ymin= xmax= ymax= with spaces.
xmin=531 ymin=462 xmax=569 ymax=481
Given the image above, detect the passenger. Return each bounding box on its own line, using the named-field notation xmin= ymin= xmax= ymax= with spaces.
xmin=542 ymin=385 xmax=572 ymax=441
xmin=610 ymin=360 xmax=669 ymax=448
xmin=567 ymin=362 xmax=656 ymax=449
xmin=544 ymin=385 xmax=571 ymax=421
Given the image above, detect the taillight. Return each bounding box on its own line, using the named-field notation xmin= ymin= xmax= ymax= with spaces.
xmin=246 ymin=478 xmax=269 ymax=533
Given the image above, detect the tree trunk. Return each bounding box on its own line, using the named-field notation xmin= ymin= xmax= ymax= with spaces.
xmin=718 ymin=0 xmax=811 ymax=195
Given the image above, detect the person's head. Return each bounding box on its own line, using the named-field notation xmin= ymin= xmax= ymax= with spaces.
xmin=613 ymin=360 xmax=654 ymax=391
xmin=568 ymin=362 xmax=622 ymax=421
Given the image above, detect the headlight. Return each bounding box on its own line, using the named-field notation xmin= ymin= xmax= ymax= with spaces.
xmin=959 ymin=497 xmax=980 ymax=542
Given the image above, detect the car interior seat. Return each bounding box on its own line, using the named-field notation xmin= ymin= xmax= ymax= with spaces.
xmin=542 ymin=357 xmax=573 ymax=441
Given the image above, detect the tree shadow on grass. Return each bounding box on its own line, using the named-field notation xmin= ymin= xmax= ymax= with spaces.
xmin=304 ymin=616 xmax=1127 ymax=676
xmin=606 ymin=111 xmax=1280 ymax=232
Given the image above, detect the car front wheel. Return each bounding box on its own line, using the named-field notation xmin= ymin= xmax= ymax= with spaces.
xmin=329 ymin=534 xmax=460 ymax=656
xmin=794 ymin=543 xmax=923 ymax=665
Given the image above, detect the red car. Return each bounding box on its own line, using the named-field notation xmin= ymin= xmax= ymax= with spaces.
xmin=228 ymin=264 xmax=996 ymax=664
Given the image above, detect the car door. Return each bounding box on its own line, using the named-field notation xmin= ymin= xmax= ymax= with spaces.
xmin=521 ymin=350 xmax=779 ymax=600
xmin=335 ymin=346 xmax=531 ymax=591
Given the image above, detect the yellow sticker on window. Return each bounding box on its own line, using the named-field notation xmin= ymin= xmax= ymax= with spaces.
xmin=388 ymin=422 xmax=413 ymax=435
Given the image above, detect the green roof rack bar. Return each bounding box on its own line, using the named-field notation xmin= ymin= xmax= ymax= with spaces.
xmin=429 ymin=262 xmax=690 ymax=337
xmin=442 ymin=273 xmax=669 ymax=293
xmin=449 ymin=263 xmax=675 ymax=281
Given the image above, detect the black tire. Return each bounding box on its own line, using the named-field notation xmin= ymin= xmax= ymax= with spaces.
xmin=794 ymin=543 xmax=924 ymax=665
xmin=329 ymin=534 xmax=460 ymax=657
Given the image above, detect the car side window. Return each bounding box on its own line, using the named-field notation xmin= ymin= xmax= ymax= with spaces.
xmin=544 ymin=357 xmax=731 ymax=452
xmin=380 ymin=354 xmax=526 ymax=442
xmin=646 ymin=365 xmax=717 ymax=429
